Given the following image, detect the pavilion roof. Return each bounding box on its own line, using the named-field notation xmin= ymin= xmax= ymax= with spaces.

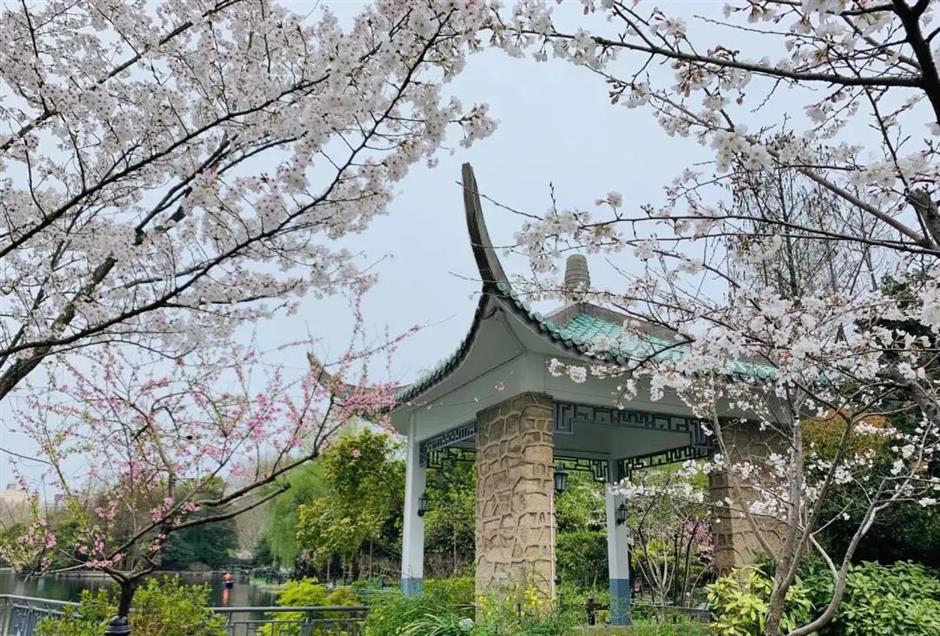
xmin=393 ymin=164 xmax=774 ymax=408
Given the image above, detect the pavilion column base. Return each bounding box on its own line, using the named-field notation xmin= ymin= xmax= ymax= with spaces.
xmin=474 ymin=392 xmax=555 ymax=600
xmin=401 ymin=577 xmax=423 ymax=597
xmin=608 ymin=579 xmax=632 ymax=625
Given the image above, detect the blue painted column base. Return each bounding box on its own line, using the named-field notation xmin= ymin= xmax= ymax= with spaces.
xmin=609 ymin=578 xmax=632 ymax=625
xmin=401 ymin=577 xmax=424 ymax=597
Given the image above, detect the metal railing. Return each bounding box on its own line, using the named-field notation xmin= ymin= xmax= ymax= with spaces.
xmin=0 ymin=595 xmax=368 ymax=636
xmin=584 ymin=597 xmax=712 ymax=625
xmin=210 ymin=605 xmax=368 ymax=635
xmin=0 ymin=595 xmax=77 ymax=636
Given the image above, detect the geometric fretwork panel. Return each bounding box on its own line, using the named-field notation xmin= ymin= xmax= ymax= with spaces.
xmin=616 ymin=445 xmax=712 ymax=480
xmin=554 ymin=400 xmax=715 ymax=455
xmin=426 ymin=446 xmax=476 ymax=469
xmin=419 ymin=421 xmax=477 ymax=467
xmin=554 ymin=455 xmax=610 ymax=482
xmin=425 ymin=447 xmax=611 ymax=483
xmin=554 ymin=401 xmax=707 ymax=438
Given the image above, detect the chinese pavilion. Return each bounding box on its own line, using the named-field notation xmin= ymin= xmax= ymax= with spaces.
xmin=390 ymin=164 xmax=765 ymax=625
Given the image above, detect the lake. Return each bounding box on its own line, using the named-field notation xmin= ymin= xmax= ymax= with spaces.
xmin=0 ymin=568 xmax=279 ymax=607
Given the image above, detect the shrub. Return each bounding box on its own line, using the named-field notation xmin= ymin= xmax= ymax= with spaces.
xmin=258 ymin=578 xmax=360 ymax=636
xmin=709 ymin=560 xmax=940 ymax=636
xmin=707 ymin=567 xmax=813 ymax=635
xmin=364 ymin=589 xmax=467 ymax=636
xmin=473 ymin=582 xmax=581 ymax=635
xmin=557 ymin=530 xmax=608 ymax=589
xmin=35 ymin=577 xmax=225 ymax=636
xmin=805 ymin=561 xmax=940 ymax=636
xmin=425 ymin=576 xmax=475 ymax=606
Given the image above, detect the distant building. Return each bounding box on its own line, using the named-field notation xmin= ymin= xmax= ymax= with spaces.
xmin=0 ymin=482 xmax=30 ymax=528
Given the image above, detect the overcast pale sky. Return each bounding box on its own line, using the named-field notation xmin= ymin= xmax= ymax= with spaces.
xmin=2 ymin=0 xmax=842 ymax=486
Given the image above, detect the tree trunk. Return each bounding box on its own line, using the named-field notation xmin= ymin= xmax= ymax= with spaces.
xmin=105 ymin=581 xmax=136 ymax=635
xmin=452 ymin=530 xmax=459 ymax=576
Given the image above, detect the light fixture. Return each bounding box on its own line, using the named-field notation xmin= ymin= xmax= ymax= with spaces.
xmin=417 ymin=492 xmax=430 ymax=517
xmin=553 ymin=466 xmax=569 ymax=495
xmin=616 ymin=501 xmax=628 ymax=526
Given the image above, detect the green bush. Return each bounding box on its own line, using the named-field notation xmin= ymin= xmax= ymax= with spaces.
xmin=557 ymin=530 xmax=608 ymax=589
xmin=35 ymin=577 xmax=225 ymax=636
xmin=806 ymin=561 xmax=940 ymax=636
xmin=708 ymin=560 xmax=940 ymax=636
xmin=258 ymin=578 xmax=360 ymax=636
xmin=707 ymin=567 xmax=813 ymax=635
xmin=364 ymin=589 xmax=468 ymax=636
xmin=425 ymin=576 xmax=475 ymax=606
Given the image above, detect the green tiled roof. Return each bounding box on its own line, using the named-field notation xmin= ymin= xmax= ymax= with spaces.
xmin=394 ymin=293 xmax=776 ymax=406
xmin=553 ymin=313 xmax=678 ymax=361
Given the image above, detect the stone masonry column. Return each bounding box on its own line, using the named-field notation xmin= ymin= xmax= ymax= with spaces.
xmin=475 ymin=392 xmax=555 ymax=599
xmin=709 ymin=422 xmax=786 ymax=574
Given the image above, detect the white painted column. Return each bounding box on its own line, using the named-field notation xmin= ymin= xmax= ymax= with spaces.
xmin=605 ymin=472 xmax=631 ymax=625
xmin=401 ymin=413 xmax=426 ymax=596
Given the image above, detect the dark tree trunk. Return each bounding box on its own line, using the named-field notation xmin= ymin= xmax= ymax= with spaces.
xmin=105 ymin=581 xmax=136 ymax=635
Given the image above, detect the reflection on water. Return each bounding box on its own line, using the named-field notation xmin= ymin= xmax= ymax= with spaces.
xmin=0 ymin=568 xmax=278 ymax=607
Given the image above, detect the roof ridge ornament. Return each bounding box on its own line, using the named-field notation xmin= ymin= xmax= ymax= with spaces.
xmin=463 ymin=163 xmax=508 ymax=289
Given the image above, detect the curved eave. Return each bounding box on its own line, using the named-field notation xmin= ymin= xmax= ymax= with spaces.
xmin=392 ymin=164 xmax=504 ymax=408
xmin=393 ymin=164 xmax=627 ymax=410
xmin=392 ymin=164 xmax=777 ymax=410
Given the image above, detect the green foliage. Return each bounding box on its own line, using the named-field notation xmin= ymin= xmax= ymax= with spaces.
xmin=365 ymin=585 xmax=577 ymax=636
xmin=399 ymin=612 xmax=475 ymax=636
xmin=473 ymin=586 xmax=580 ymax=636
xmin=626 ymin=465 xmax=713 ymax=608
xmin=553 ymin=472 xmax=609 ymax=592
xmin=805 ymin=561 xmax=940 ymax=636
xmin=296 ymin=431 xmax=404 ymax=568
xmin=555 ymin=471 xmax=605 ymax=533
xmin=160 ymin=518 xmax=238 ymax=570
xmin=425 ymin=576 xmax=475 ymax=606
xmin=267 ymin=460 xmax=327 ymax=568
xmin=575 ymin=623 xmax=709 ymax=635
xmin=557 ymin=529 xmax=608 ymax=588
xmin=707 ymin=567 xmax=813 ymax=636
xmin=258 ymin=578 xmax=360 ymax=636
xmin=35 ymin=577 xmax=225 ymax=636
xmin=808 ymin=410 xmax=940 ymax=568
xmin=708 ymin=561 xmax=940 ymax=636
xmin=363 ymin=590 xmax=467 ymax=636
xmin=424 ymin=460 xmax=476 ymax=577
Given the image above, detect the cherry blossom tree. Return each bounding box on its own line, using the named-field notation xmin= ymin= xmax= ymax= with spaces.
xmin=0 ymin=307 xmax=400 ymax=628
xmin=0 ymin=0 xmax=495 ymax=401
xmin=620 ymin=465 xmax=714 ymax=612
xmin=483 ymin=2 xmax=940 ymax=634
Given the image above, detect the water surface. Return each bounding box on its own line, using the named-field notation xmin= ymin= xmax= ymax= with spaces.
xmin=0 ymin=568 xmax=277 ymax=607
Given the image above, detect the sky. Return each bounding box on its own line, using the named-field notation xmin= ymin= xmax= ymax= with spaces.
xmin=0 ymin=0 xmax=870 ymax=487
xmin=272 ymin=0 xmax=714 ymax=382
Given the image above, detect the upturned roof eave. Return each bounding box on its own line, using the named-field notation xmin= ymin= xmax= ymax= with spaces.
xmin=392 ymin=165 xmax=634 ymax=410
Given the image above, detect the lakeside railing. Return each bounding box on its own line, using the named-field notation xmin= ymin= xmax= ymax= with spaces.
xmin=2 ymin=592 xmax=711 ymax=634
xmin=211 ymin=605 xmax=368 ymax=635
xmin=0 ymin=595 xmax=75 ymax=636
xmin=0 ymin=595 xmax=368 ymax=636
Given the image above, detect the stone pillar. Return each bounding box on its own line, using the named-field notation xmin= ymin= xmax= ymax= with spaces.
xmin=475 ymin=392 xmax=555 ymax=599
xmin=605 ymin=482 xmax=631 ymax=625
xmin=401 ymin=415 xmax=426 ymax=596
xmin=709 ymin=422 xmax=786 ymax=574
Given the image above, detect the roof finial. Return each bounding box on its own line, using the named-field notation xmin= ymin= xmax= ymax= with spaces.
xmin=564 ymin=254 xmax=590 ymax=300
